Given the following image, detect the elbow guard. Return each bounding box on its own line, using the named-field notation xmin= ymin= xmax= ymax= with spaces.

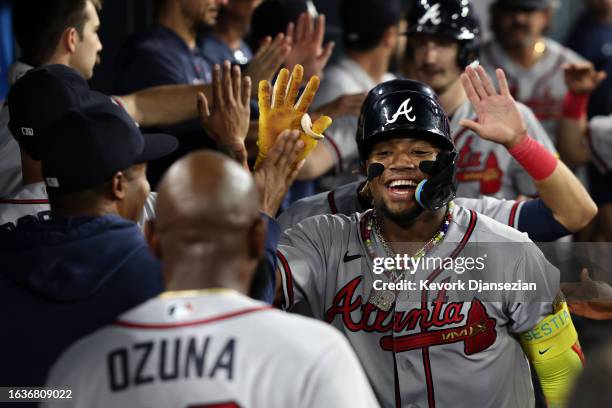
xmin=519 ymin=302 xmax=584 ymax=408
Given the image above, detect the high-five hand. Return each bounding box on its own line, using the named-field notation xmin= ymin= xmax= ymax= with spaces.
xmin=563 ymin=62 xmax=607 ymax=95
xmin=198 ymin=61 xmax=251 ymax=169
xmin=256 ymin=64 xmax=332 ymax=167
xmin=459 ymin=65 xmax=527 ymax=149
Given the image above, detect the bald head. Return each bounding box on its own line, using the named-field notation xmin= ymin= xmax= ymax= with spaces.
xmin=154 ymin=151 xmax=264 ymax=292
xmin=157 ymin=151 xmax=259 ymax=233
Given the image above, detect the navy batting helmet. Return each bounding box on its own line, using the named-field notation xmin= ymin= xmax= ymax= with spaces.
xmin=406 ymin=0 xmax=481 ymax=68
xmin=356 ymin=79 xmax=454 ymax=163
xmin=357 ymin=79 xmax=457 ymax=211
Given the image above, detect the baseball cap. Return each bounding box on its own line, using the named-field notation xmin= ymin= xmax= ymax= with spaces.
xmin=42 ymin=99 xmax=178 ymax=194
xmin=7 ymin=64 xmax=109 ymax=160
xmin=249 ymin=0 xmax=315 ymax=50
xmin=493 ymin=0 xmax=552 ymax=11
xmin=340 ymin=0 xmax=401 ymax=51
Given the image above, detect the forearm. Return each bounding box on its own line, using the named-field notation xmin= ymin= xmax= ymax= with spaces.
xmin=520 ymin=303 xmax=584 ymax=407
xmin=557 ymin=92 xmax=590 ymax=167
xmin=297 ymin=141 xmax=335 ymax=180
xmin=508 ymin=136 xmax=597 ymax=232
xmin=557 ymin=117 xmax=589 ymax=167
xmin=117 ymin=83 xmax=213 ymax=127
xmin=535 ymin=161 xmax=597 ymax=232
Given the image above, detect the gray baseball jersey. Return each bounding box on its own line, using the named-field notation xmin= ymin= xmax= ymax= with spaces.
xmin=450 ymin=99 xmax=557 ymax=199
xmin=587 ymin=115 xmax=612 ymax=173
xmin=45 ymin=290 xmax=379 ymax=408
xmin=277 ymin=181 xmax=525 ymax=232
xmin=480 ymin=38 xmax=583 ymax=144
xmin=277 ymin=206 xmax=558 ymax=408
xmin=312 ymin=57 xmax=396 ymax=189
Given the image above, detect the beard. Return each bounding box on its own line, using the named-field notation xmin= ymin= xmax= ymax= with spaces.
xmin=376 ymin=200 xmax=424 ymax=229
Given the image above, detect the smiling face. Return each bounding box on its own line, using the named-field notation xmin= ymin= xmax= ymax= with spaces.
xmin=367 ymin=137 xmax=440 ymax=223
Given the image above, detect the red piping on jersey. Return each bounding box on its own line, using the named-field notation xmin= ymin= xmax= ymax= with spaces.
xmin=327 ymin=191 xmax=338 ymax=214
xmin=277 ymin=250 xmax=294 ymax=309
xmin=393 ymin=349 xmax=401 ymax=408
xmin=110 ymin=95 xmax=126 ymax=111
xmin=113 ymin=305 xmax=272 ymax=329
xmin=420 ymin=209 xmax=478 ymax=408
xmin=508 ymin=201 xmax=521 ymax=228
xmin=586 ymin=128 xmax=610 ymax=173
xmin=326 ymin=134 xmax=343 ymax=173
xmin=532 ymin=53 xmax=566 ymax=97
xmin=421 ymin=210 xmax=478 ymax=291
xmin=0 ymin=199 xmax=49 ymax=205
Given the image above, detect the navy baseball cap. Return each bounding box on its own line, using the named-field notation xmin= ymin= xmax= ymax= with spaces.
xmin=249 ymin=0 xmax=313 ymax=49
xmin=7 ymin=64 xmax=109 ymax=160
xmin=340 ymin=0 xmax=401 ymax=51
xmin=42 ymin=100 xmax=178 ymax=194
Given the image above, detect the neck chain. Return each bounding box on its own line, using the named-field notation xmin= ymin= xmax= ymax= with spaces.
xmin=364 ymin=202 xmax=454 ymax=278
xmin=363 ymin=202 xmax=454 ymax=312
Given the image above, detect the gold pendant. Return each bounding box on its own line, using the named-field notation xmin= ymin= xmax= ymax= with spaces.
xmin=369 ymin=289 xmax=395 ymax=312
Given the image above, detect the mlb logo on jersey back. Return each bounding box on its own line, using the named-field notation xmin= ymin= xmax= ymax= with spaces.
xmin=167 ymin=301 xmax=195 ymax=319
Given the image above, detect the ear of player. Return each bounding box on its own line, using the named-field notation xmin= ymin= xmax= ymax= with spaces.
xmin=256 ymin=64 xmax=333 ymax=167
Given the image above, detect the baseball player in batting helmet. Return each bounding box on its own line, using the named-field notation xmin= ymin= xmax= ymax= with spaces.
xmin=405 ymin=0 xmax=558 ymax=200
xmin=275 ymin=72 xmax=584 ymax=407
xmin=406 ymin=0 xmax=481 ymax=69
xmin=356 ymin=78 xmax=457 ymax=213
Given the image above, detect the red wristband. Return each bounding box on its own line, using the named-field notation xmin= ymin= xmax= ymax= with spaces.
xmin=562 ymin=92 xmax=589 ymax=120
xmin=508 ymin=136 xmax=558 ymax=181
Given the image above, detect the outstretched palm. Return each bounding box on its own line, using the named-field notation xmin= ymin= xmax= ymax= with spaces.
xmin=459 ymin=65 xmax=527 ymax=148
xmin=257 ymin=64 xmax=332 ymax=167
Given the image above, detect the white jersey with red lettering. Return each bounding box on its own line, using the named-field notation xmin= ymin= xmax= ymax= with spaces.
xmin=450 ymin=99 xmax=556 ymax=199
xmin=587 ymin=115 xmax=612 ymax=173
xmin=277 ymin=206 xmax=558 ymax=408
xmin=480 ymin=38 xmax=583 ymax=144
xmin=277 ymin=181 xmax=524 ymax=232
xmin=45 ymin=290 xmax=379 ymax=408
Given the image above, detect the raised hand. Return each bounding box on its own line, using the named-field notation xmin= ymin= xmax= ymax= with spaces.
xmin=285 ymin=13 xmax=335 ymax=79
xmin=563 ymin=62 xmax=607 ymax=95
xmin=256 ymin=64 xmax=332 ymax=166
xmin=253 ymin=130 xmax=305 ymax=217
xmin=459 ymin=65 xmax=527 ymax=149
xmin=198 ymin=61 xmax=251 ymax=168
xmin=245 ymin=33 xmax=292 ymax=98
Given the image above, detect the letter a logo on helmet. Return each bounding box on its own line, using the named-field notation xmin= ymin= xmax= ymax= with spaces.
xmin=418 ymin=3 xmax=442 ymax=25
xmin=385 ymin=98 xmax=416 ymax=124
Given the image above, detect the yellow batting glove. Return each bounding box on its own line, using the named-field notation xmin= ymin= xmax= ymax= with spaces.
xmin=256 ymin=64 xmax=332 ymax=167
